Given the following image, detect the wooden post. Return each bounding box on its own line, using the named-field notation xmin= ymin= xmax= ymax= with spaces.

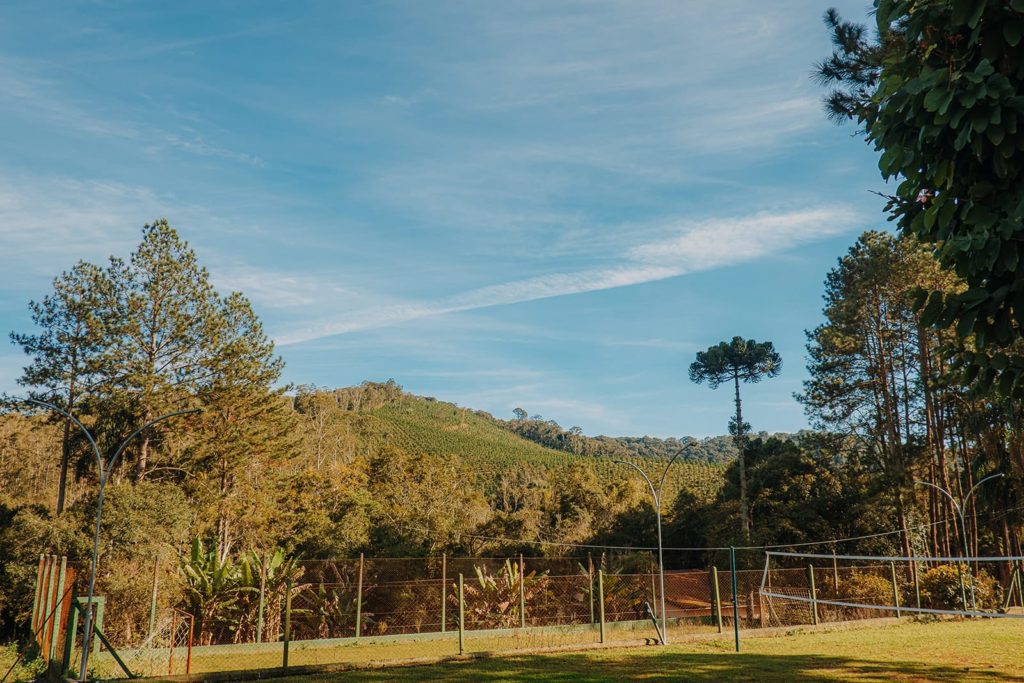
xmin=49 ymin=557 xmax=67 ymax=661
xmin=441 ymin=553 xmax=447 ymax=633
xmin=519 ymin=554 xmax=526 ymax=629
xmin=31 ymin=554 xmax=45 ymax=639
xmin=458 ymin=573 xmax=465 ymax=655
xmin=60 ymin=585 xmax=77 ymax=677
xmin=355 ymin=552 xmax=364 ymax=639
xmin=890 ymin=562 xmax=901 ymax=619
xmin=148 ymin=557 xmax=159 ymax=640
xmin=711 ymin=566 xmax=723 ymax=633
xmin=597 ymin=569 xmax=606 ymax=643
xmin=42 ymin=556 xmax=57 ymax=655
xmin=283 ymin=578 xmax=292 ymax=669
xmin=807 ymin=564 xmax=819 ymax=626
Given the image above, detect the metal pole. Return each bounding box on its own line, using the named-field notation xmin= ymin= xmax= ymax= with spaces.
xmin=890 ymin=561 xmax=901 ymax=619
xmin=711 ymin=566 xmax=723 ymax=633
xmin=148 ymin=557 xmax=159 ymax=640
xmin=588 ymin=554 xmax=595 ymax=625
xmin=807 ymin=564 xmax=818 ymax=626
xmin=356 ymin=552 xmax=364 ymax=639
xmin=441 ymin=553 xmax=447 ymax=633
xmin=916 ymin=474 xmax=1003 ymax=613
xmin=597 ymin=569 xmax=605 ymax=643
xmin=730 ymin=546 xmax=740 ymax=653
xmin=283 ymin=578 xmax=292 ymax=669
xmin=614 ymin=450 xmax=686 ymax=647
xmin=458 ymin=573 xmax=465 ymax=655
xmin=25 ymin=400 xmax=198 ymax=682
xmin=256 ymin=563 xmax=266 ymax=644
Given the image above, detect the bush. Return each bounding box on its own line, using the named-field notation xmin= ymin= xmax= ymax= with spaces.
xmin=843 ymin=570 xmax=895 ymax=606
xmin=918 ymin=564 xmax=1001 ymax=611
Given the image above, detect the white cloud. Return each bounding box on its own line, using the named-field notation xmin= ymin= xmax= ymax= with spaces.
xmin=275 ymin=205 xmax=860 ymax=345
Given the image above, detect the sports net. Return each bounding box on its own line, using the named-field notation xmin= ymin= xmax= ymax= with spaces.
xmin=760 ymin=551 xmax=1024 ymax=624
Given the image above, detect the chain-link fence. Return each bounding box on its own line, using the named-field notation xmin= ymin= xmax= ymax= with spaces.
xmin=34 ymin=549 xmax=1019 ymax=678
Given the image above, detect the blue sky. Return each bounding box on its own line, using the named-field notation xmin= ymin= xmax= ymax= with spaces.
xmin=0 ymin=1 xmax=885 ymax=438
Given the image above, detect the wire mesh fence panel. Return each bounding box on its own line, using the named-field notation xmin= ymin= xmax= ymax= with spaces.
xmin=525 ymin=574 xmax=591 ymax=627
xmin=364 ymin=579 xmax=444 ymax=636
xmin=289 ymin=581 xmax=359 ymax=641
xmin=602 ymin=573 xmax=656 ymax=624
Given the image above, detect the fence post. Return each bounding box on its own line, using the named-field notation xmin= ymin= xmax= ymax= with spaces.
xmin=441 ymin=553 xmax=447 ymax=633
xmin=31 ymin=554 xmax=45 ymax=639
xmin=356 ymin=552 xmax=364 ymax=639
xmin=519 ymin=554 xmax=526 ymax=629
xmin=597 ymin=569 xmax=605 ymax=644
xmin=61 ymin=584 xmax=77 ymax=677
xmin=889 ymin=561 xmax=901 ymax=619
xmin=458 ymin=573 xmax=465 ymax=655
xmin=41 ymin=556 xmax=56 ymax=653
xmin=256 ymin=568 xmax=266 ymax=643
xmin=49 ymin=557 xmax=67 ymax=662
xmin=588 ymin=554 xmax=595 ymax=624
xmin=148 ymin=557 xmax=159 ymax=640
xmin=711 ymin=566 xmax=723 ymax=633
xmin=807 ymin=564 xmax=819 ymax=626
xmin=729 ymin=547 xmax=740 ymax=653
xmin=913 ymin=560 xmax=922 ymax=610
xmin=282 ymin=578 xmax=292 ymax=669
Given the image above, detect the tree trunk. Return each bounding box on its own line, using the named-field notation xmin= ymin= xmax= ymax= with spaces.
xmin=55 ymin=348 xmax=79 ymax=515
xmin=733 ymin=374 xmax=750 ymax=539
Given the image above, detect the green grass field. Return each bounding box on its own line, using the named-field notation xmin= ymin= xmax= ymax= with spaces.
xmin=261 ymin=619 xmax=1024 ymax=683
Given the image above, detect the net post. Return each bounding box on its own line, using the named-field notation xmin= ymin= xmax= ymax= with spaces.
xmin=458 ymin=573 xmax=465 ymax=655
xmin=889 ymin=561 xmax=901 ymax=619
xmin=711 ymin=566 xmax=723 ymax=633
xmin=441 ymin=552 xmax=447 ymax=634
xmin=597 ymin=569 xmax=605 ymax=643
xmin=730 ymin=546 xmax=740 ymax=653
xmin=832 ymin=549 xmax=839 ymax=591
xmin=807 ymin=564 xmax=819 ymax=626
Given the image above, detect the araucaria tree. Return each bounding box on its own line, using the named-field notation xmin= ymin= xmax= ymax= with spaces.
xmin=689 ymin=337 xmax=781 ymax=537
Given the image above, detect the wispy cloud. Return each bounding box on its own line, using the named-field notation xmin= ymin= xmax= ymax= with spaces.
xmin=276 ymin=204 xmax=859 ymax=345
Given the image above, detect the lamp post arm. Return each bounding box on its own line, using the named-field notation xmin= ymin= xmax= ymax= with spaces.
xmin=615 ymin=460 xmax=658 ymax=508
xmin=963 ymin=473 xmax=1004 ymax=513
xmin=25 ymin=399 xmax=103 ymax=475
xmin=915 ymin=479 xmax=962 ymax=518
xmin=107 ymin=408 xmax=201 ymax=475
xmin=657 ymin=447 xmax=687 ymax=499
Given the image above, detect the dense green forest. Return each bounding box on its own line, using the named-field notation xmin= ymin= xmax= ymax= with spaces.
xmin=2 ymin=220 xmax=1024 ymax=644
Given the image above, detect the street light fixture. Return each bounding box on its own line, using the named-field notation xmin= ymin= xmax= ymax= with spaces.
xmin=914 ymin=473 xmax=1004 ymax=612
xmin=614 ymin=446 xmax=688 ymax=645
xmin=25 ymin=399 xmax=199 ymax=681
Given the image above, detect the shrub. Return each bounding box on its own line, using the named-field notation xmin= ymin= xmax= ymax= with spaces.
xmin=918 ymin=564 xmax=1001 ymax=611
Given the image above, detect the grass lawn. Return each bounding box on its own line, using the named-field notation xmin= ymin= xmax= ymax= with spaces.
xmin=263 ymin=618 xmax=1024 ymax=682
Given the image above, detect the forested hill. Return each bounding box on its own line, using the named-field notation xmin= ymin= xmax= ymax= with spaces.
xmin=312 ymin=381 xmax=726 ymax=504
xmin=487 ymin=409 xmax=796 ymax=465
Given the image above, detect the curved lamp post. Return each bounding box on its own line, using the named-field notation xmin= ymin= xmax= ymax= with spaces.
xmin=614 ymin=446 xmax=687 ymax=645
xmin=26 ymin=399 xmax=198 ymax=681
xmin=914 ymin=473 xmax=1003 ymax=612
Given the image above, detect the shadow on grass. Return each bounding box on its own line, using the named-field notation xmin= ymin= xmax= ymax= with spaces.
xmin=332 ymin=650 xmax=1021 ymax=682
